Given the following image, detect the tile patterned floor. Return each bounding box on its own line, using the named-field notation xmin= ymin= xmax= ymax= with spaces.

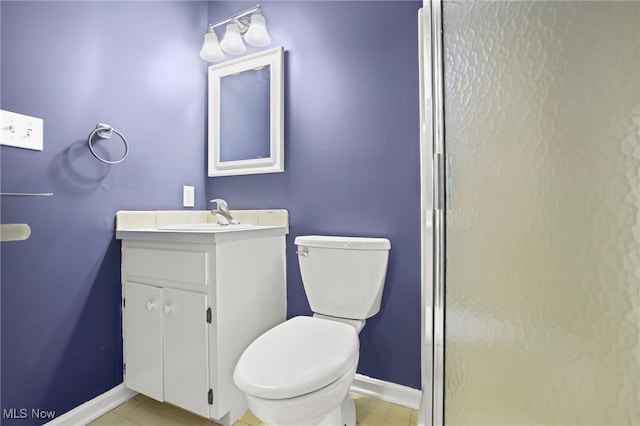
xmin=89 ymin=392 xmax=418 ymax=426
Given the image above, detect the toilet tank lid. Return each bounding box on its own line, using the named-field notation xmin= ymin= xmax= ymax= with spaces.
xmin=295 ymin=235 xmax=390 ymax=250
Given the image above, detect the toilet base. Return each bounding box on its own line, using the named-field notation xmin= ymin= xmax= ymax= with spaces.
xmin=305 ymin=394 xmax=355 ymax=426
xmin=343 ymin=395 xmax=356 ymax=426
xmin=251 ymin=394 xmax=355 ymax=426
xmin=244 ymin=361 xmax=358 ymax=426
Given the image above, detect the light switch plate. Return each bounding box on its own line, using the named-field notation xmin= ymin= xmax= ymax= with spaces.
xmin=183 ymin=185 xmax=195 ymax=208
xmin=0 ymin=110 xmax=43 ymax=151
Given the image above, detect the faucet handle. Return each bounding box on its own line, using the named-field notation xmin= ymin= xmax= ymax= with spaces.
xmin=209 ymin=199 xmax=239 ymax=225
xmin=209 ymin=198 xmax=229 ymax=213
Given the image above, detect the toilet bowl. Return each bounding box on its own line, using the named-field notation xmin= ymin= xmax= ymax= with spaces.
xmin=235 ymin=316 xmax=359 ymax=426
xmin=233 ymin=236 xmax=391 ymax=426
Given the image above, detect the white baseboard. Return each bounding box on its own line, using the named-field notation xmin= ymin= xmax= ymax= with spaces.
xmin=44 ymin=384 xmax=137 ymax=426
xmin=351 ymin=374 xmax=421 ymax=410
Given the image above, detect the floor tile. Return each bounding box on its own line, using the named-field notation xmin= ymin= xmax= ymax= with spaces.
xmin=166 ymin=409 xmax=220 ymax=426
xmin=122 ymin=403 xmax=171 ymax=426
xmin=369 ymin=399 xmax=392 ymax=415
xmin=236 ymin=410 xmax=262 ymax=426
xmin=87 ymin=412 xmax=121 ymax=426
xmin=357 ymin=409 xmax=389 ymax=426
xmin=96 ymin=392 xmax=417 ymax=426
xmin=388 ymin=402 xmax=412 ymax=421
xmin=113 ymin=399 xmax=142 ymax=417
xmin=108 ymin=416 xmax=139 ymax=426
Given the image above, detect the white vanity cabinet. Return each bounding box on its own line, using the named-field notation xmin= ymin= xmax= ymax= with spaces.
xmin=124 ymin=282 xmax=210 ymax=416
xmin=118 ymin=228 xmax=287 ymax=425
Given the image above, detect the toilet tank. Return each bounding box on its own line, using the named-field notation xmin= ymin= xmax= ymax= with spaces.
xmin=295 ymin=235 xmax=391 ymax=320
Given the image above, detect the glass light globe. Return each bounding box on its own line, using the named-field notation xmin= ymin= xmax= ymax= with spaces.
xmin=220 ymin=23 xmax=246 ymax=55
xmin=244 ymin=14 xmax=271 ymax=47
xmin=199 ymin=31 xmax=225 ymax=62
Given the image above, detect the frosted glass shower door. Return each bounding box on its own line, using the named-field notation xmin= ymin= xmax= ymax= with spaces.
xmin=441 ymin=1 xmax=640 ymax=424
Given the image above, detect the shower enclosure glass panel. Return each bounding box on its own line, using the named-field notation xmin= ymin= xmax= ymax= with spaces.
xmin=442 ymin=1 xmax=640 ymax=424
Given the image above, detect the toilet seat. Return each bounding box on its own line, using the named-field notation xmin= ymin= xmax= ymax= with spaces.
xmin=234 ymin=316 xmax=359 ymax=400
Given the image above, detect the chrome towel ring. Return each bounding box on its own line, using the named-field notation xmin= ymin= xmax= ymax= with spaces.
xmin=88 ymin=123 xmax=129 ymax=164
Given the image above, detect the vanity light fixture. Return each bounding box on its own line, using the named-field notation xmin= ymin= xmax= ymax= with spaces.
xmin=199 ymin=4 xmax=272 ymax=63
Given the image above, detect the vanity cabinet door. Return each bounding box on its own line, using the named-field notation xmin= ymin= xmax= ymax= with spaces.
xmin=123 ymin=282 xmax=163 ymax=401
xmin=163 ymin=288 xmax=210 ymax=418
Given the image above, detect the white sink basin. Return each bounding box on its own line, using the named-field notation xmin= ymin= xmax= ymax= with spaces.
xmin=158 ymin=223 xmax=257 ymax=231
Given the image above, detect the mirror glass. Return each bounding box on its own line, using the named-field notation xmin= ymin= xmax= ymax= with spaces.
xmin=208 ymin=47 xmax=284 ymax=177
xmin=219 ymin=66 xmax=270 ymax=162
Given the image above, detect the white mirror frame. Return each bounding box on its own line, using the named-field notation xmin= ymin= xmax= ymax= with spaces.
xmin=207 ymin=47 xmax=284 ymax=177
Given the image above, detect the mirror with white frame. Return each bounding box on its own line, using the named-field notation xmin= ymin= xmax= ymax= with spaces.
xmin=208 ymin=47 xmax=284 ymax=177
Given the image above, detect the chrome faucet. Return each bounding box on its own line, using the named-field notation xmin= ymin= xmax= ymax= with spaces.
xmin=210 ymin=199 xmax=240 ymax=225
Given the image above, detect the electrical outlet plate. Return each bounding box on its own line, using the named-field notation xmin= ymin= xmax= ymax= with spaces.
xmin=183 ymin=185 xmax=195 ymax=208
xmin=0 ymin=110 xmax=43 ymax=151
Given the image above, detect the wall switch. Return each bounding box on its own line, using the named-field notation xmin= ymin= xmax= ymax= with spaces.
xmin=183 ymin=185 xmax=195 ymax=208
xmin=1 ymin=110 xmax=44 ymax=151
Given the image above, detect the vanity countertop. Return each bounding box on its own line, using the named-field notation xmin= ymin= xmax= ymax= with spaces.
xmin=115 ymin=209 xmax=289 ymax=243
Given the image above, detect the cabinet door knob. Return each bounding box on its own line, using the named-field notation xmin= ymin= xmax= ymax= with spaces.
xmin=145 ymin=301 xmax=155 ymax=311
xmin=164 ymin=305 xmax=172 ymax=314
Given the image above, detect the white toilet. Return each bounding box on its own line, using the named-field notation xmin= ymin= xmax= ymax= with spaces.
xmin=233 ymin=235 xmax=391 ymax=426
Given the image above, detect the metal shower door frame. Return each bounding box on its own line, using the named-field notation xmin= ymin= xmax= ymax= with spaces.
xmin=418 ymin=1 xmax=445 ymax=425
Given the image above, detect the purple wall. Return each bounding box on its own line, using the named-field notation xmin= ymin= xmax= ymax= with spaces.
xmin=206 ymin=1 xmax=422 ymax=389
xmin=1 ymin=1 xmax=207 ymax=423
